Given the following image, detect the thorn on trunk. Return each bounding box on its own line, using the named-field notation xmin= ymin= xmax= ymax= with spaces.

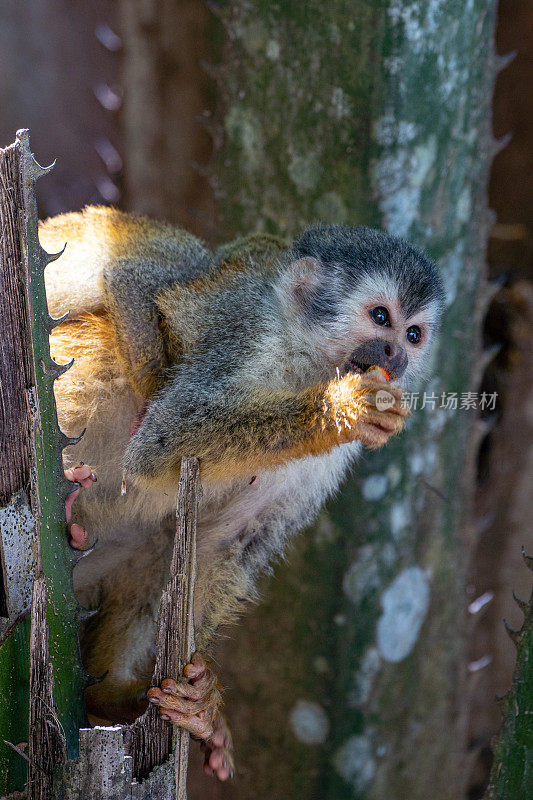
xmin=41 ymin=241 xmax=67 ymax=265
xmin=522 ymin=547 xmax=533 ymax=572
xmin=503 ymin=619 xmax=521 ymax=646
xmin=28 ymin=155 xmax=56 ymax=180
xmin=490 ymin=131 xmax=512 ymax=157
xmin=76 ymin=607 xmax=99 ymax=623
xmin=40 ymin=357 xmax=73 ymax=378
xmin=47 ymin=309 xmax=70 ymax=331
xmin=70 ymin=541 xmax=98 ymax=563
xmin=85 ymin=669 xmax=108 ymax=689
xmin=495 ymin=49 xmax=517 ymax=72
xmin=63 ymin=428 xmax=86 ymax=448
xmin=512 ymin=589 xmax=528 ymax=613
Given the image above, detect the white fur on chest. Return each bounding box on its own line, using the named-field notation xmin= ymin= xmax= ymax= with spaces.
xmin=73 ymin=438 xmax=360 ymax=597
xmin=198 ymin=441 xmax=360 ymax=551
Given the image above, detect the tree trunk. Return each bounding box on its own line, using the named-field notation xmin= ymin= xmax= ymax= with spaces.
xmin=185 ymin=2 xmax=498 ymax=799
xmin=484 ymin=554 xmax=533 ymax=800
xmin=117 ymin=0 xmax=216 ymax=239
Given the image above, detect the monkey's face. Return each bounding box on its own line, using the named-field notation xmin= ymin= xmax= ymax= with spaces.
xmin=280 ymin=224 xmax=445 ymax=388
xmin=333 ymin=271 xmax=443 ymax=385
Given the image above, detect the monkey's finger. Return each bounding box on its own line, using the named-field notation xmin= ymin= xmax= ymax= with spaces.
xmin=65 ymin=464 xmax=97 ymax=488
xmin=392 ymin=403 xmax=409 ymax=418
xmin=362 ymin=389 xmax=407 ymax=418
xmin=207 ymin=750 xmax=225 ymax=770
xmin=203 ymin=757 xmax=231 ymax=781
xmin=366 ymin=384 xmax=404 ymax=404
xmin=201 ymin=713 xmax=234 ymax=779
xmin=366 ymin=399 xmax=409 ymax=419
xmin=161 ymin=674 xmax=216 ymax=699
xmin=210 ymin=728 xmax=228 ymax=749
xmin=207 ymin=749 xmax=231 ymax=780
xmin=359 ymin=374 xmax=403 ymax=396
xmin=184 ymin=652 xmax=208 ymax=680
xmin=159 ymin=708 xmax=214 ymax=740
xmin=368 ymin=408 xmax=406 ymax=432
xmin=360 ymin=409 xmax=405 ymax=434
xmin=65 ymin=489 xmax=90 ymax=550
xmin=357 ymin=417 xmax=404 ymax=449
xmin=148 ymin=687 xmax=215 ymax=715
xmin=205 ymin=733 xmax=234 ymax=780
xmin=149 ymin=682 xmax=220 ymax=709
xmin=64 ymin=466 xmax=96 ymax=549
xmin=65 ymin=485 xmax=82 ymax=522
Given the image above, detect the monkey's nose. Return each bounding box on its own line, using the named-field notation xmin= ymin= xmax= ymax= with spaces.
xmin=348 ymin=338 xmax=408 ymax=379
xmin=376 ymin=340 xmax=407 ymax=378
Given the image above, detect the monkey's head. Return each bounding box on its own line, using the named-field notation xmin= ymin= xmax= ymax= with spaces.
xmin=279 ymin=223 xmax=445 ymax=385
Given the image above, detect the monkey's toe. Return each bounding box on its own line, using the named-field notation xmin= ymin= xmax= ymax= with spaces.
xmin=147 ymin=652 xmax=233 ymax=780
xmin=64 ymin=464 xmax=97 ymax=550
xmin=201 ymin=712 xmax=234 ymax=781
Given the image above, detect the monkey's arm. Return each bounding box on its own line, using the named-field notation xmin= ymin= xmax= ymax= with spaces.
xmin=124 ymin=368 xmax=407 ymax=486
xmin=103 ymin=258 xmax=174 ymax=397
xmin=104 ymin=248 xmax=212 ymax=397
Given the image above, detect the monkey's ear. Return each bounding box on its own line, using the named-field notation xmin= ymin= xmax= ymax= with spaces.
xmin=282 ymin=257 xmax=322 ymax=307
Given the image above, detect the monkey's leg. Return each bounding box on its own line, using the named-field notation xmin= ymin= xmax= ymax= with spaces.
xmin=81 ymin=576 xmax=234 ymax=779
xmin=147 ymin=653 xmax=234 ymax=781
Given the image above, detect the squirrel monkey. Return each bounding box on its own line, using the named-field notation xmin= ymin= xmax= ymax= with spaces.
xmin=41 ymin=207 xmax=445 ymax=780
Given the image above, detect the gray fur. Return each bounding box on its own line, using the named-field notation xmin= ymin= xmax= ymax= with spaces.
xmin=294 ymin=223 xmax=445 ymax=320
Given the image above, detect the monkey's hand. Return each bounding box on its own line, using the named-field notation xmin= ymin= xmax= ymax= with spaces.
xmin=64 ymin=463 xmax=97 ymax=550
xmin=324 ymin=371 xmax=408 ymax=449
xmin=147 ymin=652 xmax=234 ymax=781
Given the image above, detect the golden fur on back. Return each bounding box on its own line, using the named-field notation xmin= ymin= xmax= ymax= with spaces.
xmin=50 ymin=312 xmax=121 ymax=435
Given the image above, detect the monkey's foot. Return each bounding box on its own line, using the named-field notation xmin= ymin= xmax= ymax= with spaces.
xmin=199 ymin=712 xmax=234 ymax=781
xmin=147 ymin=652 xmax=234 ymax=781
xmin=64 ymin=463 xmax=97 ymax=550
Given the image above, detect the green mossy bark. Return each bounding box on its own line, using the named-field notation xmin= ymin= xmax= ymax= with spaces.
xmin=208 ymin=2 xmax=497 ymax=799
xmin=0 ymin=620 xmax=30 ymax=794
xmin=0 ymin=131 xmax=87 ymax=796
xmin=20 ymin=131 xmax=88 ymax=757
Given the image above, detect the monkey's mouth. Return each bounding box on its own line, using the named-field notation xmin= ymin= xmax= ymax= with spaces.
xmin=345 ymin=359 xmax=372 ymax=376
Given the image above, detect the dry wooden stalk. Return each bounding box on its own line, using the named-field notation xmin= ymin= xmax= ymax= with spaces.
xmin=0 ymin=137 xmax=34 ymax=615
xmin=28 ymin=577 xmax=67 ymax=800
xmin=55 ymin=462 xmax=199 ymax=800
xmin=127 ymin=455 xmax=199 ymax=798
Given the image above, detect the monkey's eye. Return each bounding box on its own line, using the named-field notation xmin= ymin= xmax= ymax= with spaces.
xmin=370 ymin=306 xmax=391 ymax=326
xmin=406 ymin=325 xmax=421 ymax=344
